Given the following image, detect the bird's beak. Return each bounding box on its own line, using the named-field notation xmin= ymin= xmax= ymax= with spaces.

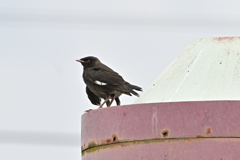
xmin=76 ymin=59 xmax=84 ymax=63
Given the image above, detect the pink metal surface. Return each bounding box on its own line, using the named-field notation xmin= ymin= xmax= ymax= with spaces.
xmin=82 ymin=138 xmax=240 ymax=160
xmin=82 ymin=101 xmax=240 ymax=152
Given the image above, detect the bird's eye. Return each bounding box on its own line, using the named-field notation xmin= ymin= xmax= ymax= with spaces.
xmin=86 ymin=60 xmax=90 ymax=62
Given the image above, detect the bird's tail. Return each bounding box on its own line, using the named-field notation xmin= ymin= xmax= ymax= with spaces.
xmin=125 ymin=82 xmax=142 ymax=97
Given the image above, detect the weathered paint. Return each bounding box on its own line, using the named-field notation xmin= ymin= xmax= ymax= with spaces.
xmin=135 ymin=37 xmax=240 ymax=104
xmin=82 ymin=138 xmax=240 ymax=160
xmin=81 ymin=101 xmax=240 ymax=151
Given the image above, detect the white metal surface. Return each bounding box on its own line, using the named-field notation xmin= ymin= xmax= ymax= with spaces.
xmin=136 ymin=37 xmax=240 ymax=103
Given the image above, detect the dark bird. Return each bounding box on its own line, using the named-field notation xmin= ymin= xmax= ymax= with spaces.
xmin=76 ymin=56 xmax=142 ymax=109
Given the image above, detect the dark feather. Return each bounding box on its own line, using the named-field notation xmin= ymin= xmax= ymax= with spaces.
xmin=87 ymin=67 xmax=125 ymax=86
xmin=86 ymin=86 xmax=101 ymax=106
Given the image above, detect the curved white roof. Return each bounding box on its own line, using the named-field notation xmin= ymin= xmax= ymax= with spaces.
xmin=135 ymin=37 xmax=240 ymax=103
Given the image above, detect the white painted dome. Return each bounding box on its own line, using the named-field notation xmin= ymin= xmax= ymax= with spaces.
xmin=135 ymin=37 xmax=240 ymax=103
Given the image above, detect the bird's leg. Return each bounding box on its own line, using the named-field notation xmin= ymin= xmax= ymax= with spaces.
xmin=107 ymin=95 xmax=116 ymax=107
xmin=99 ymin=96 xmax=110 ymax=108
xmin=106 ymin=100 xmax=110 ymax=107
xmin=115 ymin=97 xmax=120 ymax=106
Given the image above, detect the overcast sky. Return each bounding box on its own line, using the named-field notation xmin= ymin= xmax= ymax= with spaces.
xmin=1 ymin=0 xmax=240 ymax=159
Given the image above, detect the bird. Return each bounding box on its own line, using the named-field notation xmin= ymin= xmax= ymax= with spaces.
xmin=76 ymin=56 xmax=142 ymax=109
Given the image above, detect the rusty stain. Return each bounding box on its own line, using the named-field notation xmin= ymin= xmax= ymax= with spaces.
xmin=99 ymin=134 xmax=120 ymax=146
xmin=101 ymin=139 xmax=105 ymax=145
xmin=124 ymin=112 xmax=127 ymax=116
xmin=106 ymin=138 xmax=111 ymax=143
xmin=82 ymin=134 xmax=120 ymax=151
xmin=206 ymin=128 xmax=212 ymax=136
xmin=161 ymin=129 xmax=170 ymax=138
xmin=196 ymin=135 xmax=204 ymax=138
xmin=206 ymin=128 xmax=211 ymax=134
xmin=188 ymin=139 xmax=193 ymax=143
xmin=220 ymin=62 xmax=222 ymax=64
xmin=112 ymin=134 xmax=119 ymax=142
xmin=88 ymin=141 xmax=97 ymax=148
xmin=195 ymin=128 xmax=212 ymax=138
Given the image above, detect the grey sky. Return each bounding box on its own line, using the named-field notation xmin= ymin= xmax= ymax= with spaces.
xmin=1 ymin=0 xmax=240 ymax=159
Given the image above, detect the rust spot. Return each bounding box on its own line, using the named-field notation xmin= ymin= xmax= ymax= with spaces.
xmin=188 ymin=139 xmax=193 ymax=143
xmin=100 ymin=134 xmax=119 ymax=145
xmin=88 ymin=141 xmax=97 ymax=148
xmin=196 ymin=135 xmax=204 ymax=138
xmin=100 ymin=139 xmax=105 ymax=144
xmin=206 ymin=128 xmax=211 ymax=134
xmin=106 ymin=138 xmax=111 ymax=143
xmin=161 ymin=129 xmax=170 ymax=138
xmin=220 ymin=62 xmax=222 ymax=64
xmin=124 ymin=112 xmax=127 ymax=116
xmin=206 ymin=128 xmax=212 ymax=136
xmin=112 ymin=134 xmax=119 ymax=142
xmin=196 ymin=128 xmax=212 ymax=138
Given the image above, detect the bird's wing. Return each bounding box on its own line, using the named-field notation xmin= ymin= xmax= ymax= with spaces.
xmin=87 ymin=67 xmax=125 ymax=86
xmin=86 ymin=86 xmax=101 ymax=105
xmin=84 ymin=65 xmax=133 ymax=95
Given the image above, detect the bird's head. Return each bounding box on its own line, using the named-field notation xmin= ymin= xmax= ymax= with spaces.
xmin=76 ymin=56 xmax=100 ymax=68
